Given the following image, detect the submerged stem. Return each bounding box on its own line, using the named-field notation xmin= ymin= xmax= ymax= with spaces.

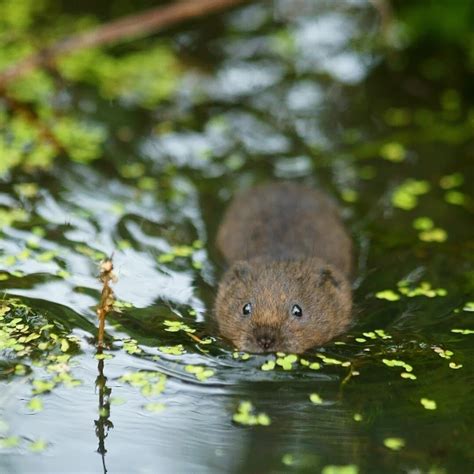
xmin=96 ymin=259 xmax=116 ymax=348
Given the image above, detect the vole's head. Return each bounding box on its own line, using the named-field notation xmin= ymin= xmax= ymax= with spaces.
xmin=214 ymin=258 xmax=352 ymax=354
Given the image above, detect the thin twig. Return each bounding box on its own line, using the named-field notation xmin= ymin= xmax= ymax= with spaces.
xmin=97 ymin=259 xmax=116 ymax=348
xmin=0 ymin=0 xmax=247 ymax=88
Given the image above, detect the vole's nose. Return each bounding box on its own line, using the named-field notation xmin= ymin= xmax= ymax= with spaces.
xmin=256 ymin=334 xmax=275 ymax=350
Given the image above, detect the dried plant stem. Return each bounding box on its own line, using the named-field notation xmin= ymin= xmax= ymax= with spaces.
xmin=0 ymin=0 xmax=247 ymax=88
xmin=97 ymin=259 xmax=116 ymax=348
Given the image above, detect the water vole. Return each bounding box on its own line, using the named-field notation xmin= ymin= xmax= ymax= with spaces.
xmin=214 ymin=182 xmax=353 ymax=353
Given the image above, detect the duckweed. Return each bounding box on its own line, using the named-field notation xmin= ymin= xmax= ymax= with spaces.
xmin=420 ymin=398 xmax=437 ymax=410
xmin=261 ymin=360 xmax=276 ymax=371
xmin=432 ymin=347 xmax=453 ymax=359
xmin=276 ymin=354 xmax=298 ymax=370
xmin=159 ymin=344 xmax=185 ymax=355
xmin=375 ymin=290 xmax=400 ymax=301
xmin=451 ymin=329 xmax=474 ymax=335
xmin=119 ymin=371 xmax=167 ymax=397
xmin=384 ymin=437 xmax=405 ymax=450
xmin=163 ymin=320 xmax=196 ymax=334
xmin=122 ymin=338 xmax=142 ymax=355
xmin=233 ymin=401 xmax=271 ymax=426
xmin=439 ymin=173 xmax=463 ymax=189
xmin=184 ymin=365 xmax=215 ymax=382
xmin=144 ymin=402 xmax=166 ymax=413
xmin=28 ymin=438 xmax=48 ymax=453
xmin=463 ymin=302 xmax=474 ymax=312
xmin=0 ymin=436 xmax=20 ymax=449
xmin=380 ymin=142 xmax=406 ymax=162
xmin=316 ymin=354 xmax=350 ymax=367
xmin=27 ymin=397 xmax=44 ymax=412
xmin=309 ymin=393 xmax=323 ymax=405
xmin=419 ymin=228 xmax=447 ymax=243
xmin=398 ymin=281 xmax=447 ymax=298
xmin=391 ymin=179 xmax=430 ymax=210
xmin=321 ymin=465 xmax=358 ymax=474
xmin=382 ymin=359 xmax=413 ymax=372
xmin=444 ymin=190 xmax=466 ymax=205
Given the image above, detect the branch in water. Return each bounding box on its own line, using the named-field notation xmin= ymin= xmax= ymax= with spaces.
xmin=97 ymin=259 xmax=116 ymax=348
xmin=0 ymin=0 xmax=247 ymax=88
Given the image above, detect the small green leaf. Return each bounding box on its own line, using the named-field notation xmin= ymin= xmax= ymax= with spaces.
xmin=384 ymin=437 xmax=405 ymax=450
xmin=309 ymin=393 xmax=323 ymax=405
xmin=27 ymin=397 xmax=44 ymax=412
xmin=420 ymin=398 xmax=437 ymax=410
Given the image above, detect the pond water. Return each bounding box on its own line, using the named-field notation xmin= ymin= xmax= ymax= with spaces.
xmin=1 ymin=1 xmax=473 ymax=473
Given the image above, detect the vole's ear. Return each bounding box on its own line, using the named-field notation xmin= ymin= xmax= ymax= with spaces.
xmin=228 ymin=261 xmax=251 ymax=281
xmin=318 ymin=267 xmax=340 ymax=289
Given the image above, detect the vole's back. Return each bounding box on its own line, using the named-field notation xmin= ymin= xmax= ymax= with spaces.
xmin=217 ymin=182 xmax=351 ymax=276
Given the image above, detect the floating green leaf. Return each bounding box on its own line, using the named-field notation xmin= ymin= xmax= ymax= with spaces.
xmin=384 ymin=437 xmax=405 ymax=450
xmin=420 ymin=398 xmax=437 ymax=410
xmin=232 ymin=401 xmax=271 ymax=426
xmin=375 ymin=290 xmax=400 ymax=301
xmin=309 ymin=393 xmax=323 ymax=405
xmin=27 ymin=397 xmax=44 ymax=412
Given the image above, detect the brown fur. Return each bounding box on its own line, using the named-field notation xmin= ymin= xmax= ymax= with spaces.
xmin=214 ymin=182 xmax=353 ymax=353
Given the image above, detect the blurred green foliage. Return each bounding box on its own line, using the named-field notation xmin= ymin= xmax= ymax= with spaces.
xmin=0 ymin=0 xmax=181 ymax=175
xmin=395 ymin=0 xmax=474 ymax=69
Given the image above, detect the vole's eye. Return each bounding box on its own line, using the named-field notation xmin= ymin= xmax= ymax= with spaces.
xmin=291 ymin=304 xmax=303 ymax=318
xmin=242 ymin=303 xmax=252 ymax=316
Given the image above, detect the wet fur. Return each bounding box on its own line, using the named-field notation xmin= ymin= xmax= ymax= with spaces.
xmin=214 ymin=182 xmax=353 ymax=353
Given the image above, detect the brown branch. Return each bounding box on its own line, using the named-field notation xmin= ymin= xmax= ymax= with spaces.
xmin=0 ymin=0 xmax=247 ymax=88
xmin=97 ymin=259 xmax=116 ymax=348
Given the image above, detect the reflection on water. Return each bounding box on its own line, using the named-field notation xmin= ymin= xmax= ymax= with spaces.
xmin=1 ymin=0 xmax=473 ymax=473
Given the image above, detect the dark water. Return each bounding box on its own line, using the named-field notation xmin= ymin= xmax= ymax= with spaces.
xmin=1 ymin=1 xmax=473 ymax=473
